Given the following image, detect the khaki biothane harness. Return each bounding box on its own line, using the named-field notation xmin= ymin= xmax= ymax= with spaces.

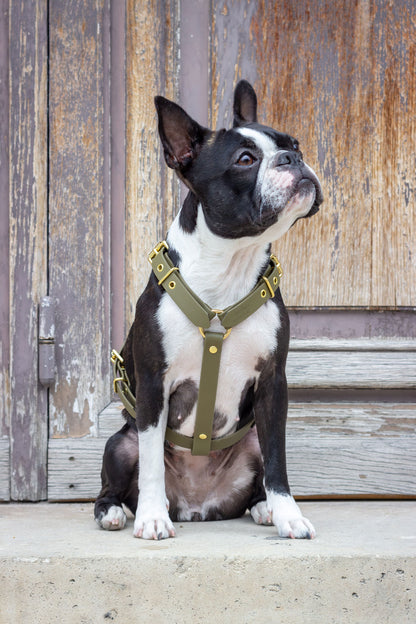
xmin=111 ymin=240 xmax=283 ymax=456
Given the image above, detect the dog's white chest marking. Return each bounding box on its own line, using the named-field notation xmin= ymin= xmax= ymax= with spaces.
xmin=157 ymin=220 xmax=281 ymax=440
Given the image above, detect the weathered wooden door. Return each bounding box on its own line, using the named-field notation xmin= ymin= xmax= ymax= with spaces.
xmin=2 ymin=1 xmax=111 ymax=501
xmin=2 ymin=0 xmax=414 ymax=502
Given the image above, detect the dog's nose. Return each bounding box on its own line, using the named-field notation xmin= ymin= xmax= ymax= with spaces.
xmin=275 ymin=150 xmax=301 ymax=167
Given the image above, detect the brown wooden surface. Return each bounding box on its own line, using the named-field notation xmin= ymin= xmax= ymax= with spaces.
xmin=212 ymin=0 xmax=416 ymax=309
xmin=125 ymin=0 xmax=180 ymax=329
xmin=8 ymin=0 xmax=48 ymax=500
xmin=48 ymin=1 xmax=111 ymax=438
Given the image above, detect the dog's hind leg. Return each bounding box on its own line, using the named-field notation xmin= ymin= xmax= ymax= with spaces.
xmin=94 ymin=423 xmax=139 ymax=530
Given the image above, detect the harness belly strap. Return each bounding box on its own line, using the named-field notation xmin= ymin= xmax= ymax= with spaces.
xmin=111 ymin=241 xmax=283 ymax=456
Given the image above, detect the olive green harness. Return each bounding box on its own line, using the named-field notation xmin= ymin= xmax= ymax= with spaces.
xmin=111 ymin=240 xmax=282 ymax=456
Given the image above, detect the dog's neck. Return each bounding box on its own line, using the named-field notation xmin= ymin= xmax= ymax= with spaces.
xmin=166 ymin=203 xmax=271 ymax=312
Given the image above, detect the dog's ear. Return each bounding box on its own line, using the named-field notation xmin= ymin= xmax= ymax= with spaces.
xmin=155 ymin=96 xmax=209 ymax=170
xmin=233 ymin=80 xmax=258 ymax=127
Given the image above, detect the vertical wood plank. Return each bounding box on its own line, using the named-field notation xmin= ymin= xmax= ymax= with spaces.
xmin=125 ymin=0 xmax=180 ymax=329
xmin=0 ymin=0 xmax=10 ymax=445
xmin=49 ymin=0 xmax=111 ymax=438
xmin=9 ymin=0 xmax=48 ymax=499
xmin=110 ymin=0 xmax=126 ymax=352
xmin=212 ymin=0 xmax=416 ymax=309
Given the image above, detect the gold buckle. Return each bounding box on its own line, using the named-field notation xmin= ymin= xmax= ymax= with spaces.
xmin=262 ymin=276 xmax=275 ymax=298
xmin=158 ymin=266 xmax=179 ymax=286
xmin=113 ymin=376 xmax=125 ymax=393
xmin=198 ymin=327 xmax=232 ymax=340
xmin=148 ymin=240 xmax=169 ymax=263
xmin=270 ymin=254 xmax=283 ymax=279
xmin=111 ymin=349 xmax=124 ymax=364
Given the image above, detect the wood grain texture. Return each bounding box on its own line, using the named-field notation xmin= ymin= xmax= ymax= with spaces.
xmin=48 ymin=438 xmax=106 ymax=501
xmin=48 ymin=0 xmax=111 ymax=438
xmin=125 ymin=0 xmax=180 ymax=329
xmin=48 ymin=401 xmax=416 ymax=500
xmin=0 ymin=0 xmax=9 ymax=441
xmin=0 ymin=438 xmax=10 ymax=501
xmin=212 ymin=0 xmax=416 ymax=308
xmin=287 ymin=350 xmax=416 ymax=389
xmin=9 ymin=0 xmax=48 ymax=500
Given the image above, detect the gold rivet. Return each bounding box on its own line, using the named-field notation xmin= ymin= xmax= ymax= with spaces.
xmin=209 ymin=346 xmax=218 ymax=354
xmin=261 ymin=289 xmax=267 ymax=298
xmin=199 ymin=433 xmax=207 ymax=440
xmin=157 ymin=263 xmax=164 ymax=272
xmin=273 ymin=276 xmax=278 ymax=285
xmin=168 ymin=281 xmax=176 ymax=289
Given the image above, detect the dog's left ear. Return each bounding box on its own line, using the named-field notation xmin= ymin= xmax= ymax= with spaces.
xmin=233 ymin=80 xmax=258 ymax=127
xmin=155 ymin=96 xmax=209 ymax=170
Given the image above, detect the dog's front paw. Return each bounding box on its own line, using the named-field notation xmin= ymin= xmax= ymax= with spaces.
xmin=250 ymin=500 xmax=273 ymax=525
xmin=133 ymin=503 xmax=176 ymax=540
xmin=267 ymin=493 xmax=316 ymax=539
xmin=96 ymin=505 xmax=127 ymax=531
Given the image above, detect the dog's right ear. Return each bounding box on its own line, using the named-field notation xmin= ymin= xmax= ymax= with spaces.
xmin=233 ymin=80 xmax=258 ymax=127
xmin=155 ymin=97 xmax=209 ymax=170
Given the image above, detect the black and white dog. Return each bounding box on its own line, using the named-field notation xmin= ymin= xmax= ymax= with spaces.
xmin=95 ymin=80 xmax=323 ymax=540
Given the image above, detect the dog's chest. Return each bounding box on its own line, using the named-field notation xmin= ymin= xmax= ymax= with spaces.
xmin=157 ymin=289 xmax=280 ymax=438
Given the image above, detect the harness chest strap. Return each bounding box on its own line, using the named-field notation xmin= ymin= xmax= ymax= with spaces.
xmin=112 ymin=241 xmax=282 ymax=455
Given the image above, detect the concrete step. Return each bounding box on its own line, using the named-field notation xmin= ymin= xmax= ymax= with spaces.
xmin=0 ymin=501 xmax=415 ymax=623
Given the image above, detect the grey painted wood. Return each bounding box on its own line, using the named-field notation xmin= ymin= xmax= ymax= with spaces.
xmin=48 ymin=0 xmax=111 ymax=439
xmin=287 ymin=350 xmax=416 ymax=389
xmin=0 ymin=438 xmax=10 ymax=501
xmin=48 ymin=438 xmax=106 ymax=501
xmin=9 ymin=0 xmax=48 ymax=500
xmin=47 ymin=402 xmax=416 ymax=500
xmin=290 ymin=338 xmax=416 ymax=351
xmin=0 ymin=0 xmax=9 ymax=443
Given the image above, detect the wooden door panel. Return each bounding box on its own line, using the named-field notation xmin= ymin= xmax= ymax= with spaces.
xmin=212 ymin=0 xmax=416 ymax=308
xmin=48 ymin=1 xmax=111 ymax=438
xmin=125 ymin=0 xmax=181 ymax=329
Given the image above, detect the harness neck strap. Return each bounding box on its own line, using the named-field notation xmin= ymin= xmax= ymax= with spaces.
xmin=148 ymin=240 xmax=283 ymax=333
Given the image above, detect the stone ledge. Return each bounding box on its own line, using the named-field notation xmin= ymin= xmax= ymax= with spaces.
xmin=0 ymin=502 xmax=415 ymax=623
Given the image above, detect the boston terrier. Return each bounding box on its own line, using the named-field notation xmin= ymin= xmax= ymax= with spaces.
xmin=95 ymin=80 xmax=323 ymax=540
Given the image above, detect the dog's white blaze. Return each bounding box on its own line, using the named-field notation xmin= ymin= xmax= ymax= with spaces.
xmin=236 ymin=127 xmax=278 ymax=158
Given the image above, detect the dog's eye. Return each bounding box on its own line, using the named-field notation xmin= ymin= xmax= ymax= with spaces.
xmin=236 ymin=152 xmax=256 ymax=166
xmin=292 ymin=142 xmax=299 ymax=151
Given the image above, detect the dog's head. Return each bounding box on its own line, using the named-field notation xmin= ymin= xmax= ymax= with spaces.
xmin=155 ymin=80 xmax=323 ymax=240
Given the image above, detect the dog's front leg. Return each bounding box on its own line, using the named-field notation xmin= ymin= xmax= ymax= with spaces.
xmin=133 ymin=401 xmax=175 ymax=540
xmin=254 ymin=358 xmax=315 ymax=539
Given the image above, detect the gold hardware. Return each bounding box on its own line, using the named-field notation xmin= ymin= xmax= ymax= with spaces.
xmin=262 ymin=276 xmax=275 ymax=298
xmin=148 ymin=240 xmax=169 ymax=263
xmin=209 ymin=346 xmax=218 ymax=354
xmin=211 ymin=309 xmax=224 ymax=315
xmin=111 ymin=349 xmax=124 ymax=364
xmin=113 ymin=376 xmax=125 ymax=393
xmin=270 ymin=254 xmax=283 ymax=279
xmin=158 ymin=266 xmax=179 ymax=286
xmin=199 ymin=433 xmax=207 ymax=440
xmin=168 ymin=280 xmax=176 ymax=289
xmin=199 ymin=327 xmax=232 ymax=340
xmin=261 ymin=289 xmax=267 ymax=298
xmin=157 ymin=264 xmax=164 ymax=272
xmin=273 ymin=276 xmax=278 ymax=285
